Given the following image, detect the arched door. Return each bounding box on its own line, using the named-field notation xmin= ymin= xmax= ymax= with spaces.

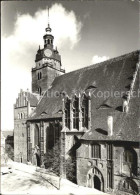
xmin=94 ymin=175 xmax=101 ymax=190
xmin=87 ymin=167 xmax=104 ymax=191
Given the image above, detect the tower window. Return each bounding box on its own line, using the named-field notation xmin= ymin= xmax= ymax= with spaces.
xmin=38 ymin=72 xmax=42 ymax=80
xmin=48 ymin=39 xmax=50 ymax=44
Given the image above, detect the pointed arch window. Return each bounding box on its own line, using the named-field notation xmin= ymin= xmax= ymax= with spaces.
xmin=38 ymin=72 xmax=42 ymax=80
xmin=73 ymin=96 xmax=79 ymax=130
xmin=65 ymin=98 xmax=70 ymax=129
xmin=81 ymin=94 xmax=88 ymax=128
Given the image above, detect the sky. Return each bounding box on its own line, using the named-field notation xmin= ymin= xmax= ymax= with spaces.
xmin=1 ymin=0 xmax=139 ymax=130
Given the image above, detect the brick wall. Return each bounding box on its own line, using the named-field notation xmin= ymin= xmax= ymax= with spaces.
xmin=14 ymin=106 xmax=28 ymax=163
xmin=32 ymin=66 xmax=63 ymax=94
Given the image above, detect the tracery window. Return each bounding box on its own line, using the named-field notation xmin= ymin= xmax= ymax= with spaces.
xmin=65 ymin=98 xmax=70 ymax=129
xmin=91 ymin=144 xmax=101 ymax=158
xmin=73 ymin=96 xmax=79 ymax=130
xmin=63 ymin=93 xmax=90 ymax=131
xmin=81 ymin=94 xmax=88 ymax=128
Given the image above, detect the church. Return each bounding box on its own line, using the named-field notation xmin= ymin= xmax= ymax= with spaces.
xmin=14 ymin=12 xmax=140 ymax=195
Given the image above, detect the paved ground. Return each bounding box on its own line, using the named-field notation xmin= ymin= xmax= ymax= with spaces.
xmin=1 ymin=169 xmax=59 ymax=195
xmin=1 ymin=168 xmax=108 ymax=195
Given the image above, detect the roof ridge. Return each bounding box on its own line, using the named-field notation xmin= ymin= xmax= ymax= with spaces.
xmin=54 ymin=50 xmax=139 ymax=81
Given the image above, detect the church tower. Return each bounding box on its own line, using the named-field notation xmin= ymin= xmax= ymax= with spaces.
xmin=32 ymin=9 xmax=65 ymax=95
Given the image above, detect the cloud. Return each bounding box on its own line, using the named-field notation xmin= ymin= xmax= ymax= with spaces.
xmin=91 ymin=55 xmax=109 ymax=64
xmin=1 ymin=3 xmax=82 ymax=130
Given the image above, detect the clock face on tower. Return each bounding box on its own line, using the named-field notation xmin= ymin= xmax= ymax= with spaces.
xmin=44 ymin=49 xmax=52 ymax=57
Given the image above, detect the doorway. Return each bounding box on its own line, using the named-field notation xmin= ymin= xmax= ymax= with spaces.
xmin=36 ymin=153 xmax=40 ymax=167
xmin=94 ymin=175 xmax=101 ymax=191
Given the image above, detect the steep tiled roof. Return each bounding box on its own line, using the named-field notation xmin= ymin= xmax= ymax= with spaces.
xmin=28 ymin=51 xmax=139 ymax=142
xmin=27 ymin=92 xmax=39 ymax=107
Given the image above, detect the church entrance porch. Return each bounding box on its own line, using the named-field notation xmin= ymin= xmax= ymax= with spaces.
xmin=87 ymin=167 xmax=104 ymax=192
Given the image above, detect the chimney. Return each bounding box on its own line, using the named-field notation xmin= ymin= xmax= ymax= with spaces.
xmin=107 ymin=116 xmax=113 ymax=136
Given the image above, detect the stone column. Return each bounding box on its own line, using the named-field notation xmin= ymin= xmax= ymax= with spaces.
xmin=40 ymin=121 xmax=44 ymax=165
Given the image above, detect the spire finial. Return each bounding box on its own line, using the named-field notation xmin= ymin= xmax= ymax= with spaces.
xmin=48 ymin=6 xmax=50 ymax=27
xmin=45 ymin=6 xmax=52 ymax=33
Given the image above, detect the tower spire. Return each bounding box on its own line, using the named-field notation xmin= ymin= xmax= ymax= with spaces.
xmin=48 ymin=6 xmax=50 ymax=27
xmin=45 ymin=7 xmax=52 ymax=33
